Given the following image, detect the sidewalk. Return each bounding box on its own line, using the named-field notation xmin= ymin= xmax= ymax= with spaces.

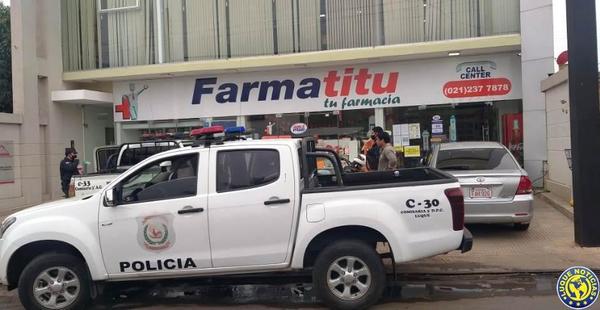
xmin=538 ymin=191 xmax=573 ymax=220
xmin=395 ymin=196 xmax=600 ymax=274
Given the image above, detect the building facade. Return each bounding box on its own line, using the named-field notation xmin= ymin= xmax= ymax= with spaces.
xmin=0 ymin=0 xmax=558 ymax=211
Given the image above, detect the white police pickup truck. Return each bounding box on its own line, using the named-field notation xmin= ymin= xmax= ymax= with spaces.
xmin=0 ymin=128 xmax=472 ymax=310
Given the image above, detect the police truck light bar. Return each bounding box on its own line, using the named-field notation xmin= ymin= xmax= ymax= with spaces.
xmin=190 ymin=126 xmax=224 ymax=137
xmin=190 ymin=126 xmax=225 ymax=147
xmin=224 ymin=126 xmax=246 ymax=141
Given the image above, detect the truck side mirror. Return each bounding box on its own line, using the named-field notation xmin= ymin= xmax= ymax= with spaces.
xmin=104 ymin=188 xmax=117 ymax=207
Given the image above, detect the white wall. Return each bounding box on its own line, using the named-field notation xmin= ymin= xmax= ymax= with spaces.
xmin=0 ymin=119 xmax=23 ymax=208
xmin=520 ymin=0 xmax=555 ymax=186
xmin=1 ymin=0 xmax=88 ymax=213
xmin=83 ymin=105 xmax=114 ymax=173
xmin=542 ymin=67 xmax=572 ymax=201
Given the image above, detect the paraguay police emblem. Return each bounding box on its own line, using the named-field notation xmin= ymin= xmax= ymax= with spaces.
xmin=137 ymin=215 xmax=175 ymax=252
xmin=557 ymin=266 xmax=598 ymax=309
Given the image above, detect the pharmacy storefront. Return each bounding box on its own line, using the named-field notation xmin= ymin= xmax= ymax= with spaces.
xmin=113 ymin=52 xmax=523 ymax=165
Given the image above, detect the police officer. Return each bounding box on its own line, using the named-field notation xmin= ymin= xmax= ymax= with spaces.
xmin=60 ymin=148 xmax=80 ymax=198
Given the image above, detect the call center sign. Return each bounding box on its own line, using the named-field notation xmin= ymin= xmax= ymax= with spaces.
xmin=443 ymin=61 xmax=512 ymax=99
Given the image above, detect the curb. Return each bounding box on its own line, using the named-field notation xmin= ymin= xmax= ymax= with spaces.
xmin=538 ymin=192 xmax=573 ymax=221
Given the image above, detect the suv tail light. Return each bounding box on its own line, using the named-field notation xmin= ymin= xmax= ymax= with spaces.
xmin=445 ymin=188 xmax=464 ymax=231
xmin=516 ymin=176 xmax=533 ymax=195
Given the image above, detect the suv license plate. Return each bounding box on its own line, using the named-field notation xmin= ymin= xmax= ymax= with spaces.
xmin=470 ymin=187 xmax=492 ymax=198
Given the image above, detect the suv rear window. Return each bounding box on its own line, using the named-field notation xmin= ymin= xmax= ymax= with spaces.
xmin=436 ymin=148 xmax=519 ymax=170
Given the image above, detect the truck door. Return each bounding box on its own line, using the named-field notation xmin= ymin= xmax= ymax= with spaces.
xmin=208 ymin=146 xmax=296 ymax=267
xmin=98 ymin=150 xmax=211 ymax=277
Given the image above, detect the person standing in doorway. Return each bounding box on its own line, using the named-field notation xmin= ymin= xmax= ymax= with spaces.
xmin=363 ymin=126 xmax=384 ymax=171
xmin=376 ymin=132 xmax=397 ymax=171
xmin=60 ymin=148 xmax=80 ymax=198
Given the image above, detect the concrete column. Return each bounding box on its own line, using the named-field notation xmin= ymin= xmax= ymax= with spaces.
xmin=236 ymin=115 xmax=246 ymax=128
xmin=41 ymin=0 xmax=85 ymax=201
xmin=114 ymin=122 xmax=124 ymax=145
xmin=11 ymin=0 xmax=43 ymax=206
xmin=520 ymin=0 xmax=555 ymax=187
xmin=374 ymin=108 xmax=385 ymax=129
xmin=374 ymin=0 xmax=384 ymax=46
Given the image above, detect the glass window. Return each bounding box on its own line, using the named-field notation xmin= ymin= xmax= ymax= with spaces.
xmin=245 ymin=110 xmax=372 ymax=161
xmin=217 ymin=150 xmax=280 ymax=192
xmin=436 ymin=148 xmax=519 ymax=171
xmin=119 ymin=153 xmax=199 ymax=203
xmin=62 ymin=0 xmax=519 ymax=71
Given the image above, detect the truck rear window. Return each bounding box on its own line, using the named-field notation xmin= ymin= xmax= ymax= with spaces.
xmin=120 ymin=145 xmax=179 ymax=166
xmin=217 ymin=149 xmax=280 ymax=192
xmin=436 ymin=148 xmax=519 ymax=171
xmin=96 ymin=147 xmax=119 ymax=171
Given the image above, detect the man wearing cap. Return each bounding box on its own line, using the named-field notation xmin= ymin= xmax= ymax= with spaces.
xmin=60 ymin=148 xmax=80 ymax=198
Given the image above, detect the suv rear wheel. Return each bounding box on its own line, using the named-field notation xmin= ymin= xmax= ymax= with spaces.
xmin=18 ymin=253 xmax=91 ymax=310
xmin=312 ymin=240 xmax=385 ymax=310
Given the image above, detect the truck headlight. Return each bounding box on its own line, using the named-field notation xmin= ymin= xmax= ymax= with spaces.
xmin=0 ymin=217 xmax=16 ymax=239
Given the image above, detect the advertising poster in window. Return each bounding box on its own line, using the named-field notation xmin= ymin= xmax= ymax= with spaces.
xmin=404 ymin=145 xmax=421 ymax=157
xmin=502 ymin=113 xmax=524 ymax=166
xmin=0 ymin=141 xmax=14 ymax=184
xmin=408 ymin=123 xmax=421 ymax=139
xmin=432 ymin=115 xmax=444 ymax=134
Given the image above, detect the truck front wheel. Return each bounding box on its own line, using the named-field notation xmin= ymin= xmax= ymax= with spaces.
xmin=18 ymin=253 xmax=91 ymax=310
xmin=312 ymin=240 xmax=385 ymax=310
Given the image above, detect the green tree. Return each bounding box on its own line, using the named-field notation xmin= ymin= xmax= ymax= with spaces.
xmin=0 ymin=3 xmax=10 ymax=113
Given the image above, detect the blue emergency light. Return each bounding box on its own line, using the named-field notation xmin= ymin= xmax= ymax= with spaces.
xmin=224 ymin=126 xmax=247 ymax=141
xmin=224 ymin=126 xmax=246 ymax=134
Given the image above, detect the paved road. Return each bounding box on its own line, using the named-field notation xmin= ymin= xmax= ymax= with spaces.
xmin=4 ymin=273 xmax=595 ymax=310
xmin=397 ymin=196 xmax=600 ymax=274
xmin=377 ymin=295 xmax=600 ymax=310
xmin=1 ymin=197 xmax=599 ymax=309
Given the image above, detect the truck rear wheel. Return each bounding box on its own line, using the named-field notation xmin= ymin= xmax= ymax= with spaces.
xmin=18 ymin=253 xmax=91 ymax=310
xmin=312 ymin=240 xmax=385 ymax=310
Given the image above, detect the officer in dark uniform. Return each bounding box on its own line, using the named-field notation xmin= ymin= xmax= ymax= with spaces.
xmin=60 ymin=148 xmax=80 ymax=198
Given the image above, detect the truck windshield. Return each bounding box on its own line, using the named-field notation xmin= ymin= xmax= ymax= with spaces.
xmin=436 ymin=148 xmax=519 ymax=171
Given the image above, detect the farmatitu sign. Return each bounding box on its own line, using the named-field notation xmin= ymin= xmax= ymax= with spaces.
xmin=113 ymin=53 xmax=522 ymax=122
